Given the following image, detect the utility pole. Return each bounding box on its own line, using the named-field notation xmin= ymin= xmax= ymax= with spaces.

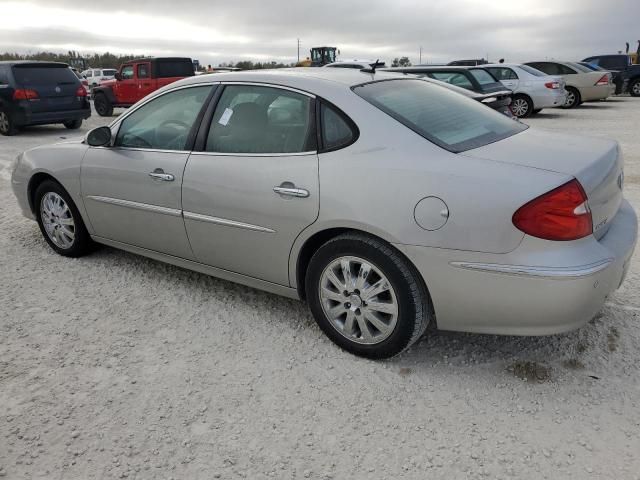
xmin=419 ymin=46 xmax=422 ymax=64
xmin=297 ymin=38 xmax=301 ymax=63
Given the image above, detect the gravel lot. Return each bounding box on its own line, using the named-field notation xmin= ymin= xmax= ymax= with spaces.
xmin=1 ymin=99 xmax=639 ymax=480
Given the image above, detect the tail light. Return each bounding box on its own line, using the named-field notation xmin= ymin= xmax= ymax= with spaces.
xmin=512 ymin=179 xmax=593 ymax=241
xmin=595 ymin=74 xmax=609 ymax=86
xmin=75 ymin=85 xmax=87 ymax=97
xmin=544 ymin=81 xmax=561 ymax=89
xmin=12 ymin=89 xmax=39 ymax=100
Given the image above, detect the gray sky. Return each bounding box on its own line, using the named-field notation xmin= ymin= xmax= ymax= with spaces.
xmin=1 ymin=0 xmax=639 ymax=64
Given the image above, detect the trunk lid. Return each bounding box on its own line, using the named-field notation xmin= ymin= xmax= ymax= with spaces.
xmin=12 ymin=63 xmax=83 ymax=113
xmin=464 ymin=128 xmax=624 ymax=240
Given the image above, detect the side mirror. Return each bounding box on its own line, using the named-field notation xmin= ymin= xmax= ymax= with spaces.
xmin=86 ymin=126 xmax=112 ymax=147
xmin=114 ymin=72 xmax=122 ymax=81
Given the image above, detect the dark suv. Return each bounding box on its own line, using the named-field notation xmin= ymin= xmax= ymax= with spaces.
xmin=0 ymin=61 xmax=91 ymax=136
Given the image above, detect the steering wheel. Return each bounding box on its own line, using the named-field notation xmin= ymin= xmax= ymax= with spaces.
xmin=157 ymin=119 xmax=191 ymax=150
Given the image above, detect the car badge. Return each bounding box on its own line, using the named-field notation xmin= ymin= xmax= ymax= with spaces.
xmin=55 ymin=86 xmax=61 ymax=93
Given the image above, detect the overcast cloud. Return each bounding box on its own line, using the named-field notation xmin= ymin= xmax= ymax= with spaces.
xmin=1 ymin=0 xmax=639 ymax=64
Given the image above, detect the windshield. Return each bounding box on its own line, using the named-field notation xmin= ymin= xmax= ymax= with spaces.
xmin=353 ymin=79 xmax=527 ymax=153
xmin=469 ymin=69 xmax=499 ymax=85
xmin=519 ymin=65 xmax=546 ymax=77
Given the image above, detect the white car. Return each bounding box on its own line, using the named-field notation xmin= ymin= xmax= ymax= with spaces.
xmin=81 ymin=68 xmax=118 ymax=89
xmin=484 ymin=63 xmax=567 ymax=118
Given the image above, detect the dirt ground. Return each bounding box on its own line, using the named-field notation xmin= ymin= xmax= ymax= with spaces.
xmin=1 ymin=98 xmax=639 ymax=480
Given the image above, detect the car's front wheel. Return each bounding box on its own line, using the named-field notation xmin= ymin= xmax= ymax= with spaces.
xmin=305 ymin=233 xmax=430 ymax=359
xmin=34 ymin=180 xmax=94 ymax=257
xmin=94 ymin=93 xmax=114 ymax=116
xmin=630 ymin=79 xmax=640 ymax=97
xmin=0 ymin=108 xmax=17 ymax=136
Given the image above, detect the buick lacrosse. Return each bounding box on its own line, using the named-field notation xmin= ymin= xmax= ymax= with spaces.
xmin=10 ymin=69 xmax=638 ymax=358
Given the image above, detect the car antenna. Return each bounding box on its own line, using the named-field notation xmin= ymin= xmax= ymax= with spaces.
xmin=361 ymin=59 xmax=383 ymax=74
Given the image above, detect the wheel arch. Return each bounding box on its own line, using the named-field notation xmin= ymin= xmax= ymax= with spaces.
xmin=92 ymin=86 xmax=116 ymax=103
xmin=27 ymin=171 xmax=60 ymax=214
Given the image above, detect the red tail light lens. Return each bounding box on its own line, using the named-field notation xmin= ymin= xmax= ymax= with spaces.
xmin=544 ymin=81 xmax=561 ymax=89
xmin=12 ymin=89 xmax=39 ymax=100
xmin=75 ymin=85 xmax=87 ymax=97
xmin=512 ymin=179 xmax=593 ymax=241
xmin=595 ymin=74 xmax=609 ymax=86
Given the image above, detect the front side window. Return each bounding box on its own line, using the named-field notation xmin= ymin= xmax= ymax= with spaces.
xmin=121 ymin=65 xmax=134 ymax=80
xmin=429 ymin=72 xmax=474 ymax=90
xmin=115 ymin=86 xmax=212 ymax=150
xmin=353 ymin=79 xmax=527 ymax=153
xmin=206 ymin=85 xmax=315 ymax=154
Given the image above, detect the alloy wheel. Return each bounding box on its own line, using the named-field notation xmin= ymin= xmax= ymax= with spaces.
xmin=40 ymin=192 xmax=76 ymax=249
xmin=319 ymin=256 xmax=398 ymax=345
xmin=511 ymin=98 xmax=528 ymax=117
xmin=565 ymin=90 xmax=576 ymax=107
xmin=633 ymin=82 xmax=640 ymax=96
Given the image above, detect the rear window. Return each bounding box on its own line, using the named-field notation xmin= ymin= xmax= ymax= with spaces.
xmin=353 ymin=79 xmax=527 ymax=153
xmin=519 ymin=65 xmax=546 ymax=77
xmin=12 ymin=65 xmax=78 ymax=86
xmin=568 ymin=62 xmax=592 ymax=73
xmin=469 ymin=69 xmax=498 ymax=85
xmin=155 ymin=60 xmax=194 ymax=78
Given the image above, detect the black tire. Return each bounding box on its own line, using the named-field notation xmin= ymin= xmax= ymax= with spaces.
xmin=0 ymin=108 xmax=17 ymax=136
xmin=63 ymin=118 xmax=83 ymax=130
xmin=629 ymin=79 xmax=640 ymax=97
xmin=510 ymin=94 xmax=533 ymax=118
xmin=34 ymin=180 xmax=94 ymax=258
xmin=94 ymin=93 xmax=114 ymax=116
xmin=562 ymin=87 xmax=581 ymax=108
xmin=305 ymin=233 xmax=430 ymax=359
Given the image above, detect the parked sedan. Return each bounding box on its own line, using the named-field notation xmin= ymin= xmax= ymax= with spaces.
xmin=484 ymin=63 xmax=567 ymax=117
xmin=11 ymin=69 xmax=637 ymax=359
xmin=525 ymin=61 xmax=614 ymax=108
xmin=382 ymin=66 xmax=512 ymax=114
xmin=578 ymin=62 xmax=625 ymax=94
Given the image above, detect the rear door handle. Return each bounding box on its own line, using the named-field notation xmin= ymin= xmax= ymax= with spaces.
xmin=273 ymin=186 xmax=309 ymax=198
xmin=149 ymin=169 xmax=174 ymax=181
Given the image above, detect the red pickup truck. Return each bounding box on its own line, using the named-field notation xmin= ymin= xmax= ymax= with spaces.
xmin=92 ymin=57 xmax=194 ymax=116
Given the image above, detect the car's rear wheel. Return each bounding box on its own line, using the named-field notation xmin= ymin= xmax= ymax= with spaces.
xmin=0 ymin=108 xmax=17 ymax=136
xmin=630 ymin=79 xmax=640 ymax=97
xmin=510 ymin=95 xmax=533 ymax=118
xmin=563 ymin=87 xmax=581 ymax=108
xmin=63 ymin=119 xmax=83 ymax=130
xmin=94 ymin=93 xmax=114 ymax=116
xmin=305 ymin=233 xmax=430 ymax=359
xmin=34 ymin=180 xmax=94 ymax=257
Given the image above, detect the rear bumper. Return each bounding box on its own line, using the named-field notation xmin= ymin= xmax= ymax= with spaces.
xmin=395 ymin=199 xmax=637 ymax=335
xmin=531 ymin=90 xmax=566 ymax=109
xmin=12 ymin=105 xmax=91 ymax=127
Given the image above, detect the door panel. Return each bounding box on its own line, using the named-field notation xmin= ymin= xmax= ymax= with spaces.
xmin=182 ymin=152 xmax=319 ymax=285
xmin=136 ymin=62 xmax=154 ymax=99
xmin=82 ymin=147 xmax=195 ymax=259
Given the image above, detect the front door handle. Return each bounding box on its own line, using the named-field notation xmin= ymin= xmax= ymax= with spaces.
xmin=273 ymin=186 xmax=309 ymax=198
xmin=149 ymin=169 xmax=174 ymax=181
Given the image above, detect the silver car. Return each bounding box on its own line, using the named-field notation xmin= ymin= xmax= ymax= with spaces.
xmin=484 ymin=63 xmax=567 ymax=117
xmin=10 ymin=69 xmax=638 ymax=359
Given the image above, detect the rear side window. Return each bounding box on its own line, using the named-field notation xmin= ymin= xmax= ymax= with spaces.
xmin=12 ymin=65 xmax=78 ymax=86
xmin=206 ymin=85 xmax=315 ymax=154
xmin=486 ymin=67 xmax=518 ymax=80
xmin=429 ymin=72 xmax=474 ymax=90
xmin=353 ymin=79 xmax=527 ymax=153
xmin=155 ymin=60 xmax=194 ymax=78
xmin=137 ymin=64 xmax=150 ymax=79
xmin=320 ymin=102 xmax=357 ymax=151
xmin=0 ymin=67 xmax=9 ymax=85
xmin=469 ymin=69 xmax=498 ymax=85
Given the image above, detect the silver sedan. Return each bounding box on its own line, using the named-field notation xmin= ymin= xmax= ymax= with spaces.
xmin=10 ymin=69 xmax=638 ymax=359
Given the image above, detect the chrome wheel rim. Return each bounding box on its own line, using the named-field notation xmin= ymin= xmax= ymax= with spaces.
xmin=633 ymin=83 xmax=640 ymax=95
xmin=565 ymin=90 xmax=576 ymax=107
xmin=0 ymin=112 xmax=9 ymax=133
xmin=511 ymin=98 xmax=528 ymax=117
xmin=319 ymin=256 xmax=398 ymax=345
xmin=40 ymin=192 xmax=75 ymax=249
